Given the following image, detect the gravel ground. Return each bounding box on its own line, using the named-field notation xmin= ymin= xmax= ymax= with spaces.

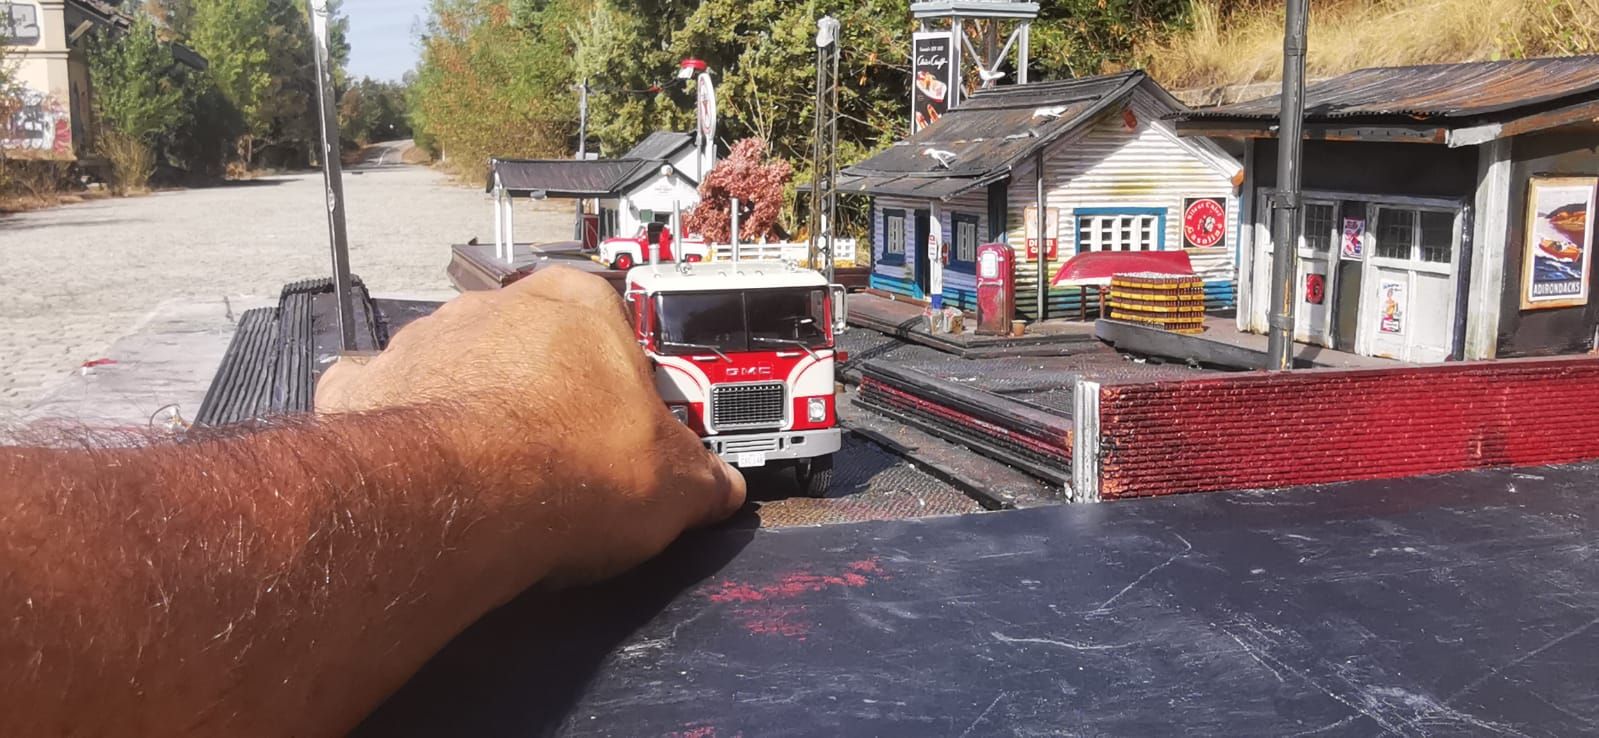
xmin=0 ymin=142 xmax=567 ymax=422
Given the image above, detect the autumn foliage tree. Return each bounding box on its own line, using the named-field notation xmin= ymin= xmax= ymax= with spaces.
xmin=684 ymin=138 xmax=792 ymax=243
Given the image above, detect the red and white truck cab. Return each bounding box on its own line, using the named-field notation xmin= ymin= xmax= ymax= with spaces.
xmin=624 ymin=262 xmax=847 ymax=496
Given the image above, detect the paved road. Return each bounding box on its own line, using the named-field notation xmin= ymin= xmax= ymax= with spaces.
xmin=0 ymin=146 xmax=567 ymax=422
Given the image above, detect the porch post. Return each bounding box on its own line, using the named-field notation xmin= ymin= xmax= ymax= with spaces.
xmin=493 ymin=186 xmax=504 ymax=260
xmin=1035 ymin=151 xmax=1048 ymax=321
xmin=1465 ymin=138 xmax=1510 ymax=360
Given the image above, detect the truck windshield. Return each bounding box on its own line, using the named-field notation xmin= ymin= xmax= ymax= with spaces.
xmin=657 ymin=288 xmax=829 ymax=355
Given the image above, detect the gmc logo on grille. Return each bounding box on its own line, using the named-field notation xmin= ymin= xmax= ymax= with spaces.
xmin=725 ymin=365 xmax=773 ymax=378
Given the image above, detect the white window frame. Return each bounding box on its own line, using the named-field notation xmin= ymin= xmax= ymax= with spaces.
xmin=885 ymin=211 xmax=906 ymax=256
xmin=1075 ymin=213 xmax=1162 ymax=252
xmin=955 ymin=218 xmax=978 ymax=262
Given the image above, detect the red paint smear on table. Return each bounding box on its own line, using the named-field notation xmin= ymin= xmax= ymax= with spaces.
xmin=704 ymin=559 xmax=885 ymax=639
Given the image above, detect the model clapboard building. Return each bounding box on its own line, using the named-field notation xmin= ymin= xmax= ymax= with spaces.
xmin=840 ymin=71 xmax=1242 ymax=321
xmin=1177 ymin=56 xmax=1599 ymax=362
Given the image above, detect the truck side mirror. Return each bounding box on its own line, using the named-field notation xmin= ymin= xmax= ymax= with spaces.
xmin=829 ymin=285 xmax=848 ymax=334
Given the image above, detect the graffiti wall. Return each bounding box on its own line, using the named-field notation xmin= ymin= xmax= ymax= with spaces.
xmin=1 ymin=87 xmax=73 ymax=158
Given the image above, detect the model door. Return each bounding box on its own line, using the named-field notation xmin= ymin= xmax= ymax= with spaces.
xmin=1293 ymin=202 xmax=1337 ymax=347
xmin=913 ymin=209 xmax=932 ymax=298
xmin=1358 ymin=206 xmax=1460 ymax=362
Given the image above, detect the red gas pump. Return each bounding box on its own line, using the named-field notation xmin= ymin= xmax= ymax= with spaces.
xmin=975 ymin=242 xmax=1015 ymax=335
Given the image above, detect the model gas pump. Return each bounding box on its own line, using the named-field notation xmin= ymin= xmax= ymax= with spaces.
xmin=975 ymin=242 xmax=1015 ymax=335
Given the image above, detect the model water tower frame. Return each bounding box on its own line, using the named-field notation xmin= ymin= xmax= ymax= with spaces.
xmin=913 ymin=0 xmax=1039 ymax=102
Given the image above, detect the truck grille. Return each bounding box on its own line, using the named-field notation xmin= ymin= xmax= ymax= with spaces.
xmin=711 ymin=382 xmax=785 ymax=430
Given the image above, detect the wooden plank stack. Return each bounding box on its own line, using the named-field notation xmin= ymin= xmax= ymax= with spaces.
xmin=1107 ymin=272 xmax=1206 ymax=334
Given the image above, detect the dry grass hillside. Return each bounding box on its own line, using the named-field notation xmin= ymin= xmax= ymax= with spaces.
xmin=1140 ymin=0 xmax=1599 ymax=92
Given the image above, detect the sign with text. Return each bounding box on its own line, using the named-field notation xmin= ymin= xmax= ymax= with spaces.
xmin=911 ymin=32 xmax=954 ymax=134
xmin=1023 ymin=205 xmax=1060 ymax=260
xmin=1181 ymin=197 xmax=1226 ymax=248
xmin=1341 ymin=217 xmax=1366 ymax=260
xmin=1379 ymin=279 xmax=1406 ymax=334
xmin=1520 ymin=176 xmax=1595 ymax=311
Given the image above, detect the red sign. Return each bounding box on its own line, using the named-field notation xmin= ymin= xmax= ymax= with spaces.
xmin=1305 ymin=273 xmax=1326 ymax=305
xmin=1182 ymin=197 xmax=1227 ymax=249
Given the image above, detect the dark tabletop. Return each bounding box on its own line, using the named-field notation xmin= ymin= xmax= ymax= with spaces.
xmin=357 ymin=463 xmax=1599 ymax=737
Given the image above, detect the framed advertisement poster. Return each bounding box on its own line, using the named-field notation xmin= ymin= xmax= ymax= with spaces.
xmin=1341 ymin=217 xmax=1365 ymax=260
xmin=1181 ymin=197 xmax=1226 ymax=248
xmin=1520 ymin=176 xmax=1596 ymax=310
xmin=911 ymin=32 xmax=954 ymax=134
xmin=1379 ymin=279 xmax=1406 ymax=334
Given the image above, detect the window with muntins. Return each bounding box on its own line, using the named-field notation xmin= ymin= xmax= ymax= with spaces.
xmin=955 ymin=216 xmax=978 ymax=263
xmin=1075 ymin=212 xmax=1162 ymax=252
xmin=1373 ymin=206 xmax=1456 ymax=263
xmin=884 ymin=211 xmax=906 ymax=258
xmin=1303 ymin=202 xmax=1335 ymax=252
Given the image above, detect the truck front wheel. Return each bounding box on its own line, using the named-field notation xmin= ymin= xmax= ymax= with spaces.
xmin=612 ymin=253 xmax=634 ymax=271
xmin=793 ymin=455 xmax=834 ymax=498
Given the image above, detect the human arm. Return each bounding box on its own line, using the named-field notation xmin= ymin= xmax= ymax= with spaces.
xmin=0 ymin=267 xmax=745 ymax=736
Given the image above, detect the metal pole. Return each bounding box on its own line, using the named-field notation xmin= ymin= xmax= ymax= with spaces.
xmin=825 ymin=29 xmax=840 ymax=283
xmin=308 ymin=0 xmax=356 ymax=351
xmin=808 ymin=30 xmax=826 ymax=269
xmin=1035 ymin=151 xmax=1047 ymax=322
xmin=731 ymin=196 xmax=741 ymax=263
xmin=1017 ymin=22 xmax=1030 ymax=84
xmin=1266 ymin=0 xmax=1309 ymax=371
xmin=575 ymin=79 xmax=588 ymax=241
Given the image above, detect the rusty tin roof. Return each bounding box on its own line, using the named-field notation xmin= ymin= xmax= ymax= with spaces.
xmin=1181 ymin=56 xmax=1599 ymax=123
xmin=839 ymin=71 xmax=1156 ymax=200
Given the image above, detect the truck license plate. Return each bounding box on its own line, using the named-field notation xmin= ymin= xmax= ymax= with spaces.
xmin=736 ymin=452 xmax=767 ymax=468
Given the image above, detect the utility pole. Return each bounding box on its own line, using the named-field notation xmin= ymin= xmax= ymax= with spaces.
xmin=307 ymin=0 xmax=356 ymax=351
xmin=1266 ymin=0 xmax=1310 ymax=371
xmin=809 ymin=16 xmax=841 ymax=282
xmin=575 ymin=78 xmax=589 ymax=241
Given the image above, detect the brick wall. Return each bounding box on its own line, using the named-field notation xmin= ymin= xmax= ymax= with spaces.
xmin=1094 ymin=357 xmax=1599 ymax=499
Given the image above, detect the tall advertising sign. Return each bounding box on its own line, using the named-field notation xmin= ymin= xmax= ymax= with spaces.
xmin=911 ymin=31 xmax=954 ymax=134
xmin=696 ymin=72 xmax=717 ymax=179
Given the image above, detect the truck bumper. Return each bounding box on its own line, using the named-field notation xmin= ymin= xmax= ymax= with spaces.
xmin=704 ymin=428 xmax=842 ymax=467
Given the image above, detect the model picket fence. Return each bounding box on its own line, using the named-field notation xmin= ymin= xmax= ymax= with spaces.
xmin=708 ymin=240 xmax=858 ymax=268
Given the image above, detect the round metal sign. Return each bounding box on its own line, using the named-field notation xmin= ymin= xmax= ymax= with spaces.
xmin=1182 ymin=197 xmax=1227 ymax=248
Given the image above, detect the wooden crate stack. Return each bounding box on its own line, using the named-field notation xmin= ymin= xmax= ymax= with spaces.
xmin=1107 ymin=272 xmax=1206 ymax=334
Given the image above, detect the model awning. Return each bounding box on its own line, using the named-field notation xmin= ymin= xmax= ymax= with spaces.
xmin=829 ymin=172 xmax=1007 ymax=200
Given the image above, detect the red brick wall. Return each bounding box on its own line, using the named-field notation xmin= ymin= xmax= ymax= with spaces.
xmin=1096 ymin=357 xmax=1599 ymax=499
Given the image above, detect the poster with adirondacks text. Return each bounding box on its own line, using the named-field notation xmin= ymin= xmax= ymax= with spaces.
xmin=1521 ymin=176 xmax=1596 ymax=310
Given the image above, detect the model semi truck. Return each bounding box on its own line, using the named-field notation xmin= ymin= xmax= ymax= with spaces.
xmin=624 ymin=261 xmax=847 ymax=496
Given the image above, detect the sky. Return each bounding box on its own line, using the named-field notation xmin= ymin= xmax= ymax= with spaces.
xmin=343 ymin=0 xmax=427 ymax=82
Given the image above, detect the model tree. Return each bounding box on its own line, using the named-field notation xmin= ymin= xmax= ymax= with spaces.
xmin=684 ymin=137 xmax=792 ymax=243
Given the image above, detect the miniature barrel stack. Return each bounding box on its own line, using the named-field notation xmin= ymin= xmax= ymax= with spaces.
xmin=1107 ymin=272 xmax=1207 ymax=334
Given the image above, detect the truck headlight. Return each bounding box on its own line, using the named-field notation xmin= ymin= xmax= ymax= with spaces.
xmin=807 ymin=397 xmax=827 ymax=423
xmin=669 ymin=405 xmax=691 ymax=424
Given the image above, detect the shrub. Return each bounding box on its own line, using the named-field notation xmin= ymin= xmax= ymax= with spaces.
xmin=99 ymin=130 xmax=156 ymax=195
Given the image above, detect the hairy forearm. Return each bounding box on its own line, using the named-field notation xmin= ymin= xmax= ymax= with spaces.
xmin=0 ymin=408 xmax=555 ymax=736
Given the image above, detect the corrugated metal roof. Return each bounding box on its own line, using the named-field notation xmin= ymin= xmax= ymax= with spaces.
xmin=623 ymin=131 xmax=695 ymax=160
xmin=488 ymin=158 xmax=651 ymax=197
xmin=841 ymin=71 xmax=1149 ymax=199
xmin=1182 ymin=55 xmax=1599 ymax=122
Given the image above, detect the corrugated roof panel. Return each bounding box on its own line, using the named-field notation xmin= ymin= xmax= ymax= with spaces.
xmin=1183 ymin=55 xmax=1599 ymax=122
xmin=623 ymin=131 xmax=695 ymax=160
xmin=488 ymin=159 xmax=650 ymax=197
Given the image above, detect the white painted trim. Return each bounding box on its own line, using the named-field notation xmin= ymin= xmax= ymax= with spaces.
xmin=1465 ymin=138 xmax=1511 ymax=360
xmin=1132 ymin=89 xmax=1242 ymax=181
xmin=1071 ymin=378 xmax=1101 ymax=503
xmin=1237 ymin=139 xmax=1256 ymax=332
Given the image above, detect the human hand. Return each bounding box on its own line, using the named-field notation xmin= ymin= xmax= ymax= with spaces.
xmin=316 ymin=266 xmax=746 ymax=588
